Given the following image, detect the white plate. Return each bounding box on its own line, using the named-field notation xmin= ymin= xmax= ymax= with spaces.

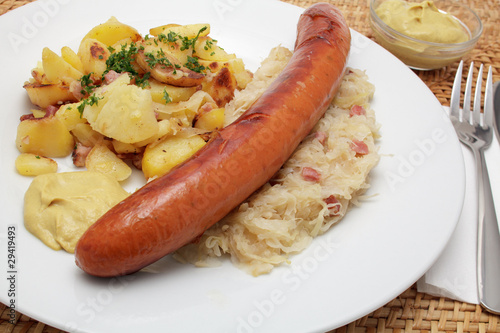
xmin=0 ymin=0 xmax=465 ymax=332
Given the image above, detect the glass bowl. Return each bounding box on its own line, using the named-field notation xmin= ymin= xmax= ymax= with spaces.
xmin=369 ymin=0 xmax=482 ymax=70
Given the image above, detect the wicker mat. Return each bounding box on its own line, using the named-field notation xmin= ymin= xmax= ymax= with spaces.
xmin=1 ymin=0 xmax=499 ymax=332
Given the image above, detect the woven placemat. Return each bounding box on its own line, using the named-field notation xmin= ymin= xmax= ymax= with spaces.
xmin=1 ymin=0 xmax=499 ymax=332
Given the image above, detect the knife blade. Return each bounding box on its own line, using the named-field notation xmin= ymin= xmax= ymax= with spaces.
xmin=494 ymin=81 xmax=500 ymax=143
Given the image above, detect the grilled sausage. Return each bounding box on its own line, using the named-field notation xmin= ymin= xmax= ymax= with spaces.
xmin=75 ymin=3 xmax=351 ymax=277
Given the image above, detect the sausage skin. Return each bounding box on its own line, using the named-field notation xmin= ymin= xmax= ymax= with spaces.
xmin=75 ymin=3 xmax=351 ymax=277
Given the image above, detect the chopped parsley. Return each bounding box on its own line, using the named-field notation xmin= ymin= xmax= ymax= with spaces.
xmin=157 ymin=31 xmax=180 ymax=45
xmin=162 ymin=89 xmax=172 ymax=104
xmin=77 ymin=94 xmax=103 ymax=118
xmin=79 ymin=73 xmax=98 ymax=96
xmin=182 ymin=26 xmax=207 ymax=52
xmin=104 ymin=43 xmax=141 ymax=77
xmin=184 ymin=55 xmax=205 ymax=73
xmin=153 ymin=26 xmax=208 ymax=53
xmin=204 ymin=38 xmax=216 ymax=50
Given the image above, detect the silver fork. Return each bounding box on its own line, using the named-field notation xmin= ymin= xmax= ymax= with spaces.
xmin=449 ymin=60 xmax=500 ymax=314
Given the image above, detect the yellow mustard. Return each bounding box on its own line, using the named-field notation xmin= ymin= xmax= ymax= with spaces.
xmin=24 ymin=171 xmax=129 ymax=253
xmin=375 ymin=0 xmax=469 ymax=43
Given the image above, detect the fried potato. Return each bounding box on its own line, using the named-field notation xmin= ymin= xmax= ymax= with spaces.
xmin=149 ymin=23 xmax=210 ymax=38
xmin=15 ymin=153 xmax=58 ymax=176
xmin=202 ymin=67 xmax=237 ymax=107
xmin=85 ymin=143 xmax=132 ymax=181
xmin=194 ymin=36 xmax=235 ymax=61
xmin=142 ymin=134 xmax=206 ymax=179
xmin=61 ymin=46 xmax=85 ymax=73
xmin=71 ymin=123 xmax=104 ymax=148
xmin=78 ymin=38 xmax=111 ymax=76
xmin=55 ymin=102 xmax=86 ymax=131
xmin=83 ymin=80 xmax=158 ymax=144
xmin=42 ymin=47 xmax=83 ymax=84
xmin=16 ymin=116 xmax=74 ymax=158
xmin=194 ymin=107 xmax=225 ymax=131
xmin=81 ymin=16 xmax=142 ymax=47
xmin=23 ymin=82 xmax=76 ymax=109
xmin=148 ymin=78 xmax=198 ymax=104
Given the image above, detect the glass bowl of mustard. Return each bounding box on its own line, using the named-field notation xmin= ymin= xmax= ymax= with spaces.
xmin=369 ymin=0 xmax=482 ymax=70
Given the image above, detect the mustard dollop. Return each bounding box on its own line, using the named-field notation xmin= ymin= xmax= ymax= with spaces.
xmin=24 ymin=171 xmax=129 ymax=253
xmin=375 ymin=0 xmax=469 ymax=44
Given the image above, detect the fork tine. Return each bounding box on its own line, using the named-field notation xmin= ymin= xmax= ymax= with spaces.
xmin=450 ymin=60 xmax=463 ymax=119
xmin=464 ymin=62 xmax=475 ymax=124
xmin=473 ymin=64 xmax=484 ymax=126
xmin=484 ymin=66 xmax=494 ymax=129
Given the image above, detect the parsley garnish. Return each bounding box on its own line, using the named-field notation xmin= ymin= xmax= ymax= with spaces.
xmin=144 ymin=49 xmax=179 ymax=74
xmin=104 ymin=43 xmax=140 ymax=77
xmin=79 ymin=73 xmax=98 ymax=96
xmin=77 ymin=94 xmax=103 ymax=118
xmin=180 ymin=26 xmax=207 ymax=52
xmin=184 ymin=55 xmax=205 ymax=73
xmin=162 ymin=89 xmax=172 ymax=104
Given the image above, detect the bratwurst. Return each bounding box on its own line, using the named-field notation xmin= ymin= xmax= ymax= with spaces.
xmin=75 ymin=3 xmax=351 ymax=277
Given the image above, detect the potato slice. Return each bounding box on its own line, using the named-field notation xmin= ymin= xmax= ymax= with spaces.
xmin=194 ymin=36 xmax=235 ymax=61
xmin=194 ymin=107 xmax=225 ymax=131
xmin=149 ymin=23 xmax=210 ymax=38
xmin=142 ymin=134 xmax=206 ymax=179
xmin=55 ymin=102 xmax=86 ymax=131
xmin=78 ymin=38 xmax=111 ymax=76
xmin=202 ymin=67 xmax=237 ymax=107
xmin=15 ymin=153 xmax=57 ymax=176
xmin=112 ymin=140 xmax=143 ymax=155
xmin=136 ymin=47 xmax=204 ymax=87
xmin=83 ymin=83 xmax=159 ymax=144
xmin=199 ymin=58 xmax=251 ymax=90
xmin=82 ymin=17 xmax=142 ymax=47
xmin=133 ymin=119 xmax=175 ymax=147
xmin=16 ymin=116 xmax=74 ymax=158
xmin=42 ymin=47 xmax=83 ymax=84
xmin=85 ymin=143 xmax=132 ymax=181
xmin=23 ymin=82 xmax=76 ymax=109
xmin=148 ymin=78 xmax=198 ymax=104
xmin=227 ymin=58 xmax=253 ymax=90
xmin=61 ymin=46 xmax=85 ymax=73
xmin=71 ymin=123 xmax=104 ymax=147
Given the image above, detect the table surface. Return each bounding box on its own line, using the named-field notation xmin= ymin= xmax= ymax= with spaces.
xmin=1 ymin=0 xmax=499 ymax=332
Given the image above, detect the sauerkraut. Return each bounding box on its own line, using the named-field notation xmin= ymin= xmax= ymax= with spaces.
xmin=173 ymin=46 xmax=380 ymax=276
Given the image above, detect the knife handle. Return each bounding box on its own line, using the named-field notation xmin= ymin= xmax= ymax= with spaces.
xmin=476 ymin=147 xmax=500 ymax=314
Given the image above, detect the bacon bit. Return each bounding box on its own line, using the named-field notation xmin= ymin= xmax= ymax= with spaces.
xmin=116 ymin=153 xmax=143 ymax=170
xmin=45 ymin=105 xmax=58 ymax=117
xmin=301 ymin=167 xmax=321 ymax=182
xmin=324 ymin=195 xmax=341 ymax=216
xmin=20 ymin=114 xmax=35 ymax=121
xmin=132 ymin=154 xmax=142 ymax=170
xmin=314 ymin=131 xmax=328 ymax=145
xmin=200 ymin=102 xmax=216 ymax=115
xmin=104 ymin=70 xmax=122 ymax=85
xmin=351 ymin=139 xmax=369 ymax=156
xmin=72 ymin=142 xmax=92 ymax=167
xmin=349 ymin=105 xmax=366 ymax=117
xmin=20 ymin=105 xmax=59 ymax=122
xmin=70 ymin=80 xmax=85 ymax=100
